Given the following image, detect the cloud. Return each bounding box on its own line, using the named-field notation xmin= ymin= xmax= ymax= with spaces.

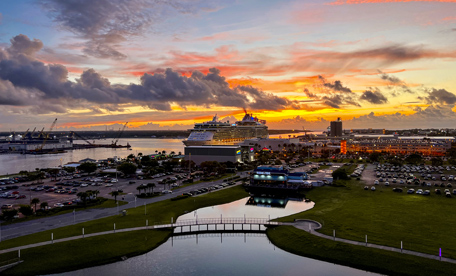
xmin=360 ymin=88 xmax=388 ymax=104
xmin=303 ymin=76 xmax=360 ymax=108
xmin=378 ymin=71 xmax=413 ymax=94
xmin=0 ymin=34 xmax=298 ymax=113
xmin=327 ymin=0 xmax=456 ymax=5
xmin=421 ymin=88 xmax=456 ymax=105
xmin=39 ymin=0 xmax=221 ymax=59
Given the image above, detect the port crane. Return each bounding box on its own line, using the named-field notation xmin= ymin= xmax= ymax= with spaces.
xmin=35 ymin=118 xmax=58 ymax=152
xmin=111 ymin=122 xmax=128 ymax=146
xmin=71 ymin=131 xmax=94 ymax=146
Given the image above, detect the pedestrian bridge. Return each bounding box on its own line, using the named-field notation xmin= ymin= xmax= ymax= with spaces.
xmin=152 ymin=217 xmax=282 ymax=234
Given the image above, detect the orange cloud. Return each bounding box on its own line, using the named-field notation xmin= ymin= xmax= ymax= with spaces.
xmin=327 ymin=0 xmax=456 ymax=5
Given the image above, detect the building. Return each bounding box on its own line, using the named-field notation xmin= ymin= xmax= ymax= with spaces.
xmin=238 ymin=138 xmax=301 ymax=152
xmin=330 ymin=118 xmax=343 ymax=137
xmin=346 ymin=136 xmax=454 ymax=156
xmin=247 ymin=165 xmax=310 ymax=194
xmin=184 ymin=145 xmax=254 ymax=165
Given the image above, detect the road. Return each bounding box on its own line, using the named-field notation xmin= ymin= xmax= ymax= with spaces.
xmin=0 ymin=172 xmax=250 ymax=241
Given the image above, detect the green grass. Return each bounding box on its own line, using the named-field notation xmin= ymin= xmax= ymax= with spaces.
xmin=275 ymin=177 xmax=456 ymax=259
xmin=2 ymin=229 xmax=171 ymax=276
xmin=267 ymin=226 xmax=455 ymax=276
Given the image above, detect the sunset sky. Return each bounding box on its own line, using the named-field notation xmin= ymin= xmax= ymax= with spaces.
xmin=1 ymin=0 xmax=456 ymax=131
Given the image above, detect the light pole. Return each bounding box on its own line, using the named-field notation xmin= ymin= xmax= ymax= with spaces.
xmin=116 ymin=201 xmax=119 ymax=214
xmin=135 ymin=196 xmax=137 ymax=208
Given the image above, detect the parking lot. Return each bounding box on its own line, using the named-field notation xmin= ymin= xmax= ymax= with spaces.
xmin=0 ymin=172 xmax=190 ymax=210
xmin=360 ymin=163 xmax=456 ymax=196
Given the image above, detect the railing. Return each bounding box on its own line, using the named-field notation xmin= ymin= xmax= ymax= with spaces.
xmin=153 ymin=217 xmax=281 ymax=228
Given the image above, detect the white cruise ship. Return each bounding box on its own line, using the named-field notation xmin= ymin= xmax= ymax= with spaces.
xmin=183 ymin=112 xmax=268 ymax=146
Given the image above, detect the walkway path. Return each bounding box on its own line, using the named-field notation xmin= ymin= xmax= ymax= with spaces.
xmin=286 ymin=219 xmax=456 ymax=264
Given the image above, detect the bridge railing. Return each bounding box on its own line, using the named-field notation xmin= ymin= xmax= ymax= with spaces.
xmin=153 ymin=217 xmax=281 ymax=228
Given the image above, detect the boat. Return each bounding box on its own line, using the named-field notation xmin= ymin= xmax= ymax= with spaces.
xmin=183 ymin=111 xmax=268 ymax=146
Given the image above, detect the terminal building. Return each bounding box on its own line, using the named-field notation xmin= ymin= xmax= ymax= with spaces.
xmin=184 ymin=145 xmax=255 ymax=165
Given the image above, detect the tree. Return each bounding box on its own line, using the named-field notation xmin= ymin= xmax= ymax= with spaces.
xmin=31 ymin=197 xmax=40 ymax=212
xmin=78 ymin=162 xmax=97 ymax=175
xmin=111 ymin=191 xmax=119 ymax=203
xmin=2 ymin=209 xmax=18 ymax=220
xmin=77 ymin=192 xmax=89 ymax=206
xmin=117 ymin=162 xmax=137 ymax=175
xmin=147 ymin=183 xmax=156 ymax=194
xmin=63 ymin=166 xmax=76 ymax=173
xmin=332 ymin=168 xmax=349 ymax=180
xmin=19 ymin=205 xmax=34 ymax=216
xmin=431 ymin=157 xmax=443 ymax=166
xmin=40 ymin=202 xmax=49 ymax=210
xmin=405 ymin=153 xmax=422 ymax=165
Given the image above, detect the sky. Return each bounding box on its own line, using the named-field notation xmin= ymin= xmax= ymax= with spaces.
xmin=1 ymin=0 xmax=456 ymax=131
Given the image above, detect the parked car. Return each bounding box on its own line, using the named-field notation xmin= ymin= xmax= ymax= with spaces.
xmin=407 ymin=188 xmax=415 ymax=194
xmin=1 ymin=204 xmax=13 ymax=209
xmin=371 ymin=186 xmax=376 ymax=191
xmin=54 ymin=203 xmax=64 ymax=207
xmin=392 ymin=188 xmax=403 ymax=192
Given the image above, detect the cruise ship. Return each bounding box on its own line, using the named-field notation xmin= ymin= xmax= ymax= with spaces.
xmin=183 ymin=112 xmax=268 ymax=146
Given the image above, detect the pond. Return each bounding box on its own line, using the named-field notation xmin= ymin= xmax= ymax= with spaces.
xmin=48 ymin=196 xmax=382 ymax=276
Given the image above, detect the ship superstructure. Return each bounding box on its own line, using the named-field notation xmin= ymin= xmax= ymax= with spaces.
xmin=183 ymin=112 xmax=268 ymax=146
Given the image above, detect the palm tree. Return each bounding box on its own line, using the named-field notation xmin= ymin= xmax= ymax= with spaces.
xmin=111 ymin=191 xmax=119 ymax=203
xmin=147 ymin=183 xmax=156 ymax=194
xmin=40 ymin=201 xmax=48 ymax=210
xmin=178 ymin=151 xmax=182 ymax=156
xmin=136 ymin=185 xmax=143 ymax=195
xmin=77 ymin=192 xmax=88 ymax=206
xmin=31 ymin=198 xmax=40 ymax=212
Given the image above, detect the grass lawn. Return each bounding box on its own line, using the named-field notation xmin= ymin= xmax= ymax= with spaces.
xmin=0 ymin=185 xmax=248 ymax=275
xmin=275 ymin=174 xmax=456 ymax=259
xmin=267 ymin=226 xmax=455 ymax=276
xmin=2 ymin=229 xmax=172 ymax=276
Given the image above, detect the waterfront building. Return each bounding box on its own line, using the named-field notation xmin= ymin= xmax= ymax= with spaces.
xmin=184 ymin=145 xmax=253 ymax=165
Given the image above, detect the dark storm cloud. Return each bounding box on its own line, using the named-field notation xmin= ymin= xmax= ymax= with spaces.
xmin=421 ymin=88 xmax=456 ymax=105
xmin=38 ymin=0 xmax=220 ymax=59
xmin=0 ymin=34 xmax=298 ymax=113
xmin=360 ymin=89 xmax=388 ymax=104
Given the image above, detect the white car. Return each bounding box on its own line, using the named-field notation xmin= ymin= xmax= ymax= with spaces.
xmin=81 ymin=183 xmax=88 ymax=187
xmin=111 ymin=179 xmax=118 ymax=183
xmin=54 ymin=203 xmax=64 ymax=207
xmin=105 ymin=183 xmax=113 ymax=187
xmin=161 ymin=190 xmax=173 ymax=194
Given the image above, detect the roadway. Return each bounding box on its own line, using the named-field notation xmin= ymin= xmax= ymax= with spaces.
xmin=0 ymin=172 xmax=250 ymax=241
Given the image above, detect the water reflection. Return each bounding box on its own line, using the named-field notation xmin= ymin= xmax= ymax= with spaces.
xmin=177 ymin=197 xmax=314 ymax=221
xmin=51 ymin=233 xmax=381 ymax=276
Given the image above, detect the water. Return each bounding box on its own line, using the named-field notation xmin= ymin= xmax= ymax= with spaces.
xmin=52 ymin=234 xmax=379 ymax=276
xmin=0 ymin=138 xmax=185 ymax=175
xmin=49 ymin=197 xmax=380 ymax=276
xmin=177 ymin=197 xmax=314 ymax=221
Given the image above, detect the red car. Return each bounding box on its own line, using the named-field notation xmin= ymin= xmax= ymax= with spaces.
xmin=15 ymin=195 xmax=26 ymax=199
xmin=11 ymin=191 xmax=20 ymax=195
